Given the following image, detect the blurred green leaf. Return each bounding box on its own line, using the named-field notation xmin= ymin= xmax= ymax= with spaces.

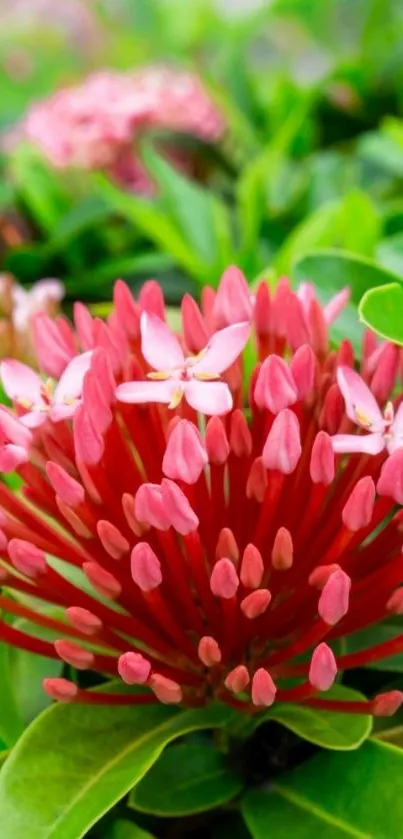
xmin=105 ymin=820 xmax=155 ymax=839
xmin=359 ymin=282 xmax=403 ymax=344
xmin=377 ymin=233 xmax=403 ymax=276
xmin=242 ymin=740 xmax=403 ymax=839
xmin=9 ymin=618 xmax=63 ymax=724
xmin=0 ymin=644 xmax=24 ymax=748
xmin=344 ymin=623 xmax=403 ymax=672
xmin=275 ymin=201 xmax=342 ymax=274
xmin=0 ymin=698 xmax=234 ymax=839
xmin=293 ymin=249 xmax=402 ymax=304
xmin=8 ymin=146 xmax=69 ymax=234
xmin=129 ymin=742 xmax=243 ymax=816
xmin=262 ymin=685 xmax=371 ymax=750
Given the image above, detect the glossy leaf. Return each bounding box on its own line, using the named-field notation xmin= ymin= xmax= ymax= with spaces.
xmin=129 ymin=742 xmax=243 ymax=816
xmin=105 ymin=820 xmax=155 ymax=839
xmin=242 ymin=740 xmax=403 ymax=839
xmin=344 ymin=623 xmax=403 ymax=672
xmin=0 ymin=642 xmax=24 ymax=748
xmin=377 ymin=233 xmax=403 ymax=277
xmin=0 ymin=698 xmax=233 ymax=839
xmin=263 ymin=685 xmax=372 ymax=750
xmin=359 ymin=282 xmax=403 ymax=344
xmin=9 ymin=618 xmax=63 ymax=723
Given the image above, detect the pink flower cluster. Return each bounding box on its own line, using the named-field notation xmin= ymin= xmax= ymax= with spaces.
xmin=0 ymin=274 xmax=64 ymax=366
xmin=0 ymin=267 xmax=402 ymax=719
xmin=6 ymin=67 xmax=225 ymax=192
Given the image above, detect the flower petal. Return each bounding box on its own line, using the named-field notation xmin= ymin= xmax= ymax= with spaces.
xmin=116 ymin=379 xmax=178 ymax=405
xmin=20 ymin=411 xmax=47 ymax=429
xmin=388 ymin=402 xmax=403 ymax=454
xmin=53 ymin=351 xmax=93 ymax=403
xmin=0 ymin=360 xmax=42 ymax=405
xmin=191 ymin=321 xmax=250 ymax=376
xmin=184 ymin=380 xmax=232 ymax=415
xmin=140 ymin=312 xmax=184 ymax=371
xmin=324 ymin=288 xmax=350 ymax=325
xmin=337 ymin=366 xmax=384 ymax=431
xmin=0 ymin=443 xmax=29 ymax=472
xmin=331 ymin=432 xmax=385 ymax=455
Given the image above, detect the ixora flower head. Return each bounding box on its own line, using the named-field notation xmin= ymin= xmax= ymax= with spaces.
xmin=0 ymin=267 xmax=403 ymax=721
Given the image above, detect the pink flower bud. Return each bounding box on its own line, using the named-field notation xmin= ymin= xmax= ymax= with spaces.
xmin=254 ymin=355 xmax=297 ymax=414
xmin=373 ymin=690 xmax=403 ymax=717
xmin=97 ymin=520 xmax=130 ymax=560
xmin=198 ymin=636 xmax=222 ymax=667
xmin=33 ymin=314 xmax=74 ymax=377
xmin=205 ymin=416 xmax=229 ymax=464
xmin=43 ymin=678 xmax=78 ymax=703
xmin=342 ymin=477 xmax=375 ymax=532
xmin=66 ymin=607 xmax=103 ymax=636
xmin=8 ymin=539 xmax=46 ymax=578
xmin=181 ymin=294 xmax=209 ymax=353
xmin=284 ymin=295 xmax=310 ymax=350
xmin=134 ymin=484 xmax=171 ymax=531
xmin=210 ymin=558 xmax=239 ymax=599
xmin=122 ymin=493 xmax=145 ymax=535
xmin=230 ymin=410 xmax=252 ymax=457
xmin=225 ymin=665 xmax=250 ymax=693
xmin=262 ymin=409 xmax=301 ymax=474
xmin=161 ymin=479 xmax=199 ymax=535
xmin=370 ymin=344 xmax=399 ymax=402
xmin=46 ymin=462 xmax=85 ymax=508
xmin=74 ymin=302 xmax=95 ymax=349
xmin=309 ymin=643 xmax=337 ymax=690
xmin=83 ymin=373 xmax=113 ymax=435
xmin=162 ymin=420 xmax=208 ymax=484
xmin=113 ymin=280 xmax=140 ymax=340
xmin=251 ymin=668 xmax=277 ymax=707
xmin=54 ymin=640 xmax=95 ymax=670
xmin=149 ymin=674 xmax=183 ymax=704
xmin=377 ymin=450 xmax=403 ymax=504
xmin=310 ymin=431 xmax=335 ymax=485
xmin=139 ymin=280 xmax=165 ymax=320
xmin=73 ymin=405 xmax=104 ymax=465
xmin=241 ymin=589 xmax=271 ymax=619
xmin=246 ymin=457 xmax=268 ymax=503
xmin=318 ymin=569 xmax=351 ymax=626
xmin=118 ymin=652 xmax=151 ymax=685
xmin=271 ymin=527 xmax=293 ymax=570
xmin=308 ymin=564 xmax=341 ymax=589
xmin=83 ymin=561 xmax=122 ymax=600
xmin=253 ymin=281 xmax=271 ymax=335
xmin=216 ymin=527 xmax=239 ymax=561
xmin=290 ymin=344 xmax=315 ymax=400
xmin=213 ymin=266 xmax=253 ymax=329
xmin=386 ymin=588 xmax=403 ymax=615
xmin=240 ymin=544 xmax=264 ymax=589
xmin=131 ymin=542 xmax=162 ymax=591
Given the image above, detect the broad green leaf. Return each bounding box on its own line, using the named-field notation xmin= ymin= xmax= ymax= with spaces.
xmin=65 ymin=253 xmax=177 ymax=297
xmin=293 ymin=249 xmax=402 ymax=305
xmin=340 ymin=191 xmax=380 ymax=257
xmin=8 ymin=145 xmax=68 ymax=234
xmin=142 ymin=145 xmax=234 ymax=280
xmin=95 ymin=174 xmax=204 ymax=281
xmin=9 ymin=618 xmax=63 ymax=723
xmin=129 ymin=742 xmax=243 ymax=816
xmin=105 ymin=820 xmax=155 ymax=839
xmin=275 ymin=201 xmax=343 ymax=275
xmin=0 ymin=642 xmax=24 ymax=747
xmin=45 ymin=196 xmax=111 ymax=254
xmin=0 ymin=750 xmax=10 ymax=770
xmin=344 ymin=623 xmax=403 ymax=672
xmin=0 ymin=698 xmax=233 ymax=839
xmin=293 ymin=250 xmax=403 ymax=352
xmin=358 ymin=130 xmax=403 ymax=178
xmin=242 ymin=740 xmax=403 ymax=839
xmin=377 ymin=233 xmax=403 ymax=276
xmin=263 ymin=685 xmax=372 ymax=750
xmin=359 ymin=283 xmax=403 ymax=344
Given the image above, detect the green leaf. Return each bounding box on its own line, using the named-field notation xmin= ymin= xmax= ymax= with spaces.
xmin=340 ymin=191 xmax=380 ymax=258
xmin=105 ymin=820 xmax=155 ymax=839
xmin=344 ymin=623 xmax=403 ymax=672
xmin=359 ymin=282 xmax=403 ymax=344
xmin=129 ymin=742 xmax=243 ymax=816
xmin=377 ymin=233 xmax=403 ymax=277
xmin=275 ymin=201 xmax=343 ymax=275
xmin=263 ymin=685 xmax=372 ymax=750
xmin=293 ymin=250 xmax=403 ymax=352
xmin=0 ymin=698 xmax=233 ymax=839
xmin=9 ymin=618 xmax=63 ymax=724
xmin=0 ymin=642 xmax=24 ymax=748
xmin=8 ymin=145 xmax=68 ymax=234
xmin=242 ymin=740 xmax=403 ymax=839
xmin=45 ymin=196 xmax=111 ymax=254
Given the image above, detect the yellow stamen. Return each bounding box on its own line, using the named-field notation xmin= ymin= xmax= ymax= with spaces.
xmin=168 ymin=388 xmax=184 ymax=409
xmin=354 ymin=408 xmax=373 ymax=430
xmin=193 ymin=372 xmax=220 ymax=381
xmin=188 ymin=348 xmax=207 ymax=365
xmin=17 ymin=397 xmax=33 ymax=410
xmin=147 ymin=371 xmax=171 ymax=381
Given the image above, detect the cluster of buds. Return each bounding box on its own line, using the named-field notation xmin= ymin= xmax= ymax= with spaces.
xmin=0 ymin=274 xmax=63 ymax=366
xmin=0 ymin=267 xmax=402 ymax=720
xmin=5 ymin=67 xmax=225 ymax=193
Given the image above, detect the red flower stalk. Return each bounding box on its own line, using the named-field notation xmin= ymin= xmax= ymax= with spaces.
xmin=0 ymin=269 xmax=402 ymax=718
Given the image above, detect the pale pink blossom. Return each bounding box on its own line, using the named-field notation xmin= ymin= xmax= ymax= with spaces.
xmin=116 ymin=313 xmax=250 ymax=416
xmin=331 ymin=366 xmax=403 ymax=456
xmin=11 ymin=279 xmax=64 ymax=332
xmin=0 ymin=352 xmax=93 ymax=428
